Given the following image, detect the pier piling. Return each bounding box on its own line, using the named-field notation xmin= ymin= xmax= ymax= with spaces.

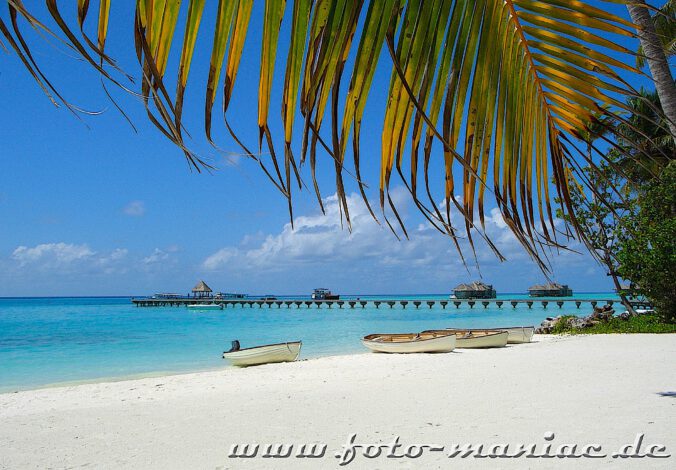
xmin=132 ymin=297 xmax=631 ymax=312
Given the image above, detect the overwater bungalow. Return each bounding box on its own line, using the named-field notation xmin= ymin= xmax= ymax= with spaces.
xmin=528 ymin=282 xmax=573 ymax=297
xmin=453 ymin=281 xmax=497 ymax=299
xmin=192 ymin=280 xmax=213 ymax=299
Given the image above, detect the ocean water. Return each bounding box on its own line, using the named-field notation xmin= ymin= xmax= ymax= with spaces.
xmin=0 ymin=294 xmax=618 ymax=392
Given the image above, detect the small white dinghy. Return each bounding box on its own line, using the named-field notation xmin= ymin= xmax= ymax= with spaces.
xmin=362 ymin=331 xmax=456 ymax=353
xmin=497 ymin=326 xmax=535 ymax=343
xmin=187 ymin=303 xmax=223 ymax=311
xmin=423 ymin=329 xmax=508 ymax=348
xmin=222 ymin=340 xmax=302 ymax=367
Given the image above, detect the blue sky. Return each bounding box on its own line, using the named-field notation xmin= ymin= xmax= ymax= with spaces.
xmin=0 ymin=2 xmax=651 ymax=296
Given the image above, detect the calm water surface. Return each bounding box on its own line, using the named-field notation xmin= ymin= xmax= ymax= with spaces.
xmin=0 ymin=293 xmax=618 ymax=392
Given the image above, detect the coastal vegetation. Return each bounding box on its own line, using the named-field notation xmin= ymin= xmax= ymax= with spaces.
xmin=616 ymin=163 xmax=675 ymax=322
xmin=560 ymin=87 xmax=675 ymax=322
xmin=549 ymin=314 xmax=676 ymax=334
xmin=2 ymin=1 xmax=672 ymax=274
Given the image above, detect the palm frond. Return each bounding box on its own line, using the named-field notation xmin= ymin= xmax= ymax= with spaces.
xmin=1 ymin=0 xmax=651 ymax=271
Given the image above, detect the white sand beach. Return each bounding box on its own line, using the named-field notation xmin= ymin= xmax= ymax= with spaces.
xmin=1 ymin=334 xmax=674 ymax=469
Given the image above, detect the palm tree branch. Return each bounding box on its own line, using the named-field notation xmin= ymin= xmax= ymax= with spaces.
xmin=0 ymin=0 xmax=655 ymax=271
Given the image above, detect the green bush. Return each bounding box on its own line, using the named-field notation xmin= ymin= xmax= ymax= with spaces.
xmin=617 ymin=163 xmax=676 ymax=323
xmin=554 ymin=314 xmax=676 ymax=334
xmin=550 ymin=315 xmax=578 ymax=334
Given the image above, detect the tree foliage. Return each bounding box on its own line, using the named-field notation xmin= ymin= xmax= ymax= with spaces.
xmin=610 ymin=89 xmax=675 ymax=182
xmin=563 ymin=89 xmax=674 ymax=321
xmin=617 ymin=162 xmax=676 ymax=322
xmin=558 ymin=160 xmax=637 ymax=313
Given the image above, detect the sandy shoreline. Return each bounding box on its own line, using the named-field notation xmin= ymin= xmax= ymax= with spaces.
xmin=1 ymin=334 xmax=674 ymax=469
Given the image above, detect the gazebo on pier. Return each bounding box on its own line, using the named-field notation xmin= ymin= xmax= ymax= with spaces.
xmin=191 ymin=280 xmax=213 ymax=299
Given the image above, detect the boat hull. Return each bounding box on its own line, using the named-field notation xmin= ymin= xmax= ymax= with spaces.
xmin=500 ymin=326 xmax=535 ymax=343
xmin=222 ymin=342 xmax=302 ymax=367
xmin=362 ymin=333 xmax=456 ymax=353
xmin=187 ymin=304 xmax=222 ymax=310
xmin=422 ymin=329 xmax=509 ymax=348
xmin=311 ymin=294 xmax=340 ymax=300
xmin=456 ymin=331 xmax=508 ymax=348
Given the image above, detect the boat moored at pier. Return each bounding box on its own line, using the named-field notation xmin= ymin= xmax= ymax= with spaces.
xmin=311 ymin=288 xmax=340 ymax=300
xmin=187 ymin=303 xmax=223 ymax=311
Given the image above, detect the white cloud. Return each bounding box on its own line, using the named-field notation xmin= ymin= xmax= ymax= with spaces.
xmin=201 ymin=191 xmax=516 ymax=274
xmin=142 ymin=248 xmax=170 ymax=265
xmin=5 ymin=242 xmax=181 ymax=285
xmin=9 ymin=243 xmax=134 ymax=276
xmin=107 ymin=248 xmax=129 ymax=260
xmin=94 ymin=249 xmax=129 ymax=274
xmin=0 ymin=242 xmax=193 ymax=295
xmin=197 ymin=190 xmax=608 ymax=293
xmin=202 ymin=192 xmax=408 ymax=270
xmin=123 ymin=200 xmax=146 ymax=217
xmin=12 ymin=243 xmax=95 ymax=267
xmin=203 ymin=247 xmax=239 ymax=270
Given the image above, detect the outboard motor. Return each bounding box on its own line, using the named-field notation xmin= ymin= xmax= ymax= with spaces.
xmin=228 ymin=340 xmax=241 ymax=352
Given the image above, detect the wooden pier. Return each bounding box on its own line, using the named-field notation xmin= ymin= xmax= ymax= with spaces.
xmin=131 ymin=297 xmax=651 ymax=310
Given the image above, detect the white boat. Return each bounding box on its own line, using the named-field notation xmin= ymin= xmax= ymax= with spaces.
xmin=362 ymin=331 xmax=456 ymax=354
xmin=222 ymin=341 xmax=302 ymax=367
xmin=498 ymin=326 xmax=535 ymax=343
xmin=423 ymin=329 xmax=508 ymax=348
xmin=187 ymin=303 xmax=223 ymax=310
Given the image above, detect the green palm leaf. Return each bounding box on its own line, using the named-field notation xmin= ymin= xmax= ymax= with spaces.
xmin=1 ymin=0 xmax=654 ymax=270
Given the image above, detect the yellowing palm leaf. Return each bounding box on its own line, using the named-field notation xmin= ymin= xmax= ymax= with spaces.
xmin=1 ymin=0 xmax=650 ymax=271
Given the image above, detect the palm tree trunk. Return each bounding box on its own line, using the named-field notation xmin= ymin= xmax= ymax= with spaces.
xmin=607 ymin=261 xmax=637 ymax=317
xmin=627 ymin=1 xmax=676 ymax=138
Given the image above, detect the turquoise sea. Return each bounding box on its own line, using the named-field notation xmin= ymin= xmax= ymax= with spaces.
xmin=0 ymin=293 xmax=618 ymax=392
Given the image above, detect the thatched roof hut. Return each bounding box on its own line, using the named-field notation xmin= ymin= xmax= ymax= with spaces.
xmin=192 ymin=280 xmax=213 ymax=298
xmin=453 ymin=281 xmax=496 ymax=299
xmin=528 ymin=282 xmax=572 ymax=297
